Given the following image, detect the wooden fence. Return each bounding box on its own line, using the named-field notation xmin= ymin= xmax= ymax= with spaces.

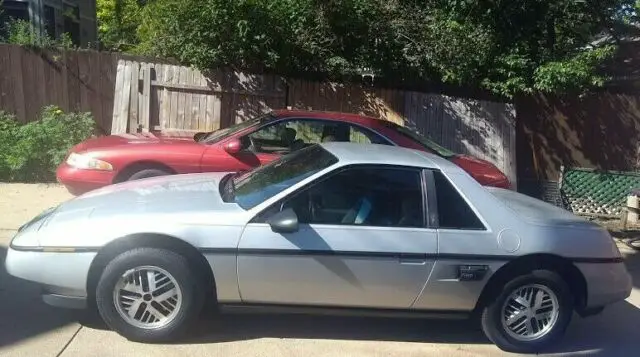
xmin=0 ymin=45 xmax=516 ymax=186
xmin=0 ymin=44 xmax=124 ymax=134
xmin=111 ymin=60 xmax=286 ymax=134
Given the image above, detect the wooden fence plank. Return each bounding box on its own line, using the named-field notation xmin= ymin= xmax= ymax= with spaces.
xmin=176 ymin=66 xmax=187 ymax=129
xmin=169 ymin=66 xmax=179 ymax=129
xmin=0 ymin=47 xmax=12 ymax=114
xmin=111 ymin=60 xmax=126 ymax=133
xmin=140 ymin=63 xmax=147 ymax=130
xmin=8 ymin=46 xmax=25 ymax=121
xmin=198 ymin=70 xmax=207 ymax=130
xmin=183 ymin=68 xmax=194 ymax=130
xmin=66 ymin=51 xmax=81 ymax=112
xmin=160 ymin=65 xmax=171 ymax=130
xmin=129 ymin=61 xmax=140 ymax=132
xmin=78 ymin=51 xmax=92 ymax=112
xmin=98 ymin=53 xmax=116 ymax=134
xmin=141 ymin=63 xmax=151 ymax=131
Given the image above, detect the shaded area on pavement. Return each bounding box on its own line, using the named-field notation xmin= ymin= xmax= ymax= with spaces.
xmin=0 ymin=244 xmax=78 ymax=349
xmin=544 ymin=300 xmax=640 ymax=356
xmin=623 ymin=245 xmax=640 ymax=289
xmin=187 ymin=314 xmax=488 ymax=346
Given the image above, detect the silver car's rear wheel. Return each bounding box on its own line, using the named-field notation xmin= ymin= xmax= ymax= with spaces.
xmin=113 ymin=266 xmax=183 ymax=329
xmin=500 ymin=284 xmax=560 ymax=342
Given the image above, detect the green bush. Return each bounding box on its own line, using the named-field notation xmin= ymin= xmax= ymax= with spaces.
xmin=0 ymin=106 xmax=95 ymax=182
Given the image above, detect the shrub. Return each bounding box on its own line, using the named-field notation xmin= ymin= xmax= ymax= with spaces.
xmin=0 ymin=106 xmax=95 ymax=182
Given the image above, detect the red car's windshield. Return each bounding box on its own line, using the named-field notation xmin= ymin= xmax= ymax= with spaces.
xmin=392 ymin=124 xmax=456 ymax=158
xmin=198 ymin=113 xmax=274 ymax=143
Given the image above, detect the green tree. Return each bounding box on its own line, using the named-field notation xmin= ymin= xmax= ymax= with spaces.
xmin=97 ymin=0 xmax=148 ymax=51
xmin=134 ymin=0 xmax=635 ymax=97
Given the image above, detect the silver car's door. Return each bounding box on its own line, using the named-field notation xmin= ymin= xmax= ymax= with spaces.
xmin=237 ymin=165 xmax=438 ymax=309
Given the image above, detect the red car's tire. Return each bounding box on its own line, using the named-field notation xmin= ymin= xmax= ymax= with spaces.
xmin=127 ymin=168 xmax=171 ymax=181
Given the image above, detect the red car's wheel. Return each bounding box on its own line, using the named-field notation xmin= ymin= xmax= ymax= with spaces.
xmin=127 ymin=168 xmax=171 ymax=181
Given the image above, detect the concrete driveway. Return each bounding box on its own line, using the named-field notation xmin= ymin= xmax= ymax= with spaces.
xmin=1 ymin=183 xmax=640 ymax=357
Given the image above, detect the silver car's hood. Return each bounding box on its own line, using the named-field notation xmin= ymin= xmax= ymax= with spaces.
xmin=45 ymin=172 xmax=244 ymax=227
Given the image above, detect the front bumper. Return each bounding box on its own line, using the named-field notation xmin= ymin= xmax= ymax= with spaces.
xmin=56 ymin=163 xmax=115 ymax=196
xmin=5 ymin=246 xmax=97 ymax=308
xmin=576 ymin=261 xmax=633 ymax=309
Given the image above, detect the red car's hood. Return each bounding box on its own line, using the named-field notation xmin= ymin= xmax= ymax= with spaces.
xmin=71 ymin=132 xmax=195 ymax=152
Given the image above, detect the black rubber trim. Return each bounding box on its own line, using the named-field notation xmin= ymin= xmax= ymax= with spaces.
xmin=198 ymin=247 xmax=625 ymax=264
xmin=570 ymin=256 xmax=624 ymax=264
xmin=9 ymin=245 xmax=99 ymax=253
xmin=10 ymin=244 xmax=624 ymax=264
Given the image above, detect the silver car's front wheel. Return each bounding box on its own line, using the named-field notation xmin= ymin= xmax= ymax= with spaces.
xmin=480 ymin=269 xmax=574 ymax=353
xmin=96 ymin=248 xmax=205 ymax=342
xmin=114 ymin=266 xmax=183 ymax=329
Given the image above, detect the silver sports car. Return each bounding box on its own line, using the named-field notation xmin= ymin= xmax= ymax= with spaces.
xmin=5 ymin=142 xmax=632 ymax=353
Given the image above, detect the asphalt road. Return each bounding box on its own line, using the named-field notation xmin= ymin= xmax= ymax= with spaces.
xmin=1 ymin=183 xmax=640 ymax=357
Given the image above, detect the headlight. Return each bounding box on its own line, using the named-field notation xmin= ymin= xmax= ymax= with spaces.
xmin=66 ymin=153 xmax=113 ymax=171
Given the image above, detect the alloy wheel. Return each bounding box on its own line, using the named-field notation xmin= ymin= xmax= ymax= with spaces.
xmin=113 ymin=266 xmax=182 ymax=329
xmin=500 ymin=283 xmax=560 ymax=342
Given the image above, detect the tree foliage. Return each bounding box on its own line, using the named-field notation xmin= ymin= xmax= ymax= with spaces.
xmin=97 ymin=0 xmax=147 ymax=51
xmin=126 ymin=0 xmax=638 ymax=97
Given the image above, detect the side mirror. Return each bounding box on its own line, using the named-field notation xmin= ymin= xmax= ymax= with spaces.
xmin=193 ymin=132 xmax=207 ymax=141
xmin=223 ymin=138 xmax=243 ymax=154
xmin=266 ymin=208 xmax=299 ymax=233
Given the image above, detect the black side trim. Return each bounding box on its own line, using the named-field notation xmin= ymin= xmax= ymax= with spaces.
xmin=199 ymin=248 xmax=626 ymax=264
xmin=9 ymin=245 xmax=99 ymax=253
xmin=11 ymin=244 xmax=623 ymax=264
xmin=219 ymin=303 xmax=471 ymax=320
xmin=570 ymin=257 xmax=624 ymax=264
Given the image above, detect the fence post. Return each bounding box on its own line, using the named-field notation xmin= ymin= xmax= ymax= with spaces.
xmin=558 ymin=165 xmax=566 ymax=209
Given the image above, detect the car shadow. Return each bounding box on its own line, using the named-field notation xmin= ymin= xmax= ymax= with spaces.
xmin=622 ymin=245 xmax=640 ymax=289
xmin=544 ymin=300 xmax=640 ymax=356
xmin=0 ymin=244 xmax=80 ymax=348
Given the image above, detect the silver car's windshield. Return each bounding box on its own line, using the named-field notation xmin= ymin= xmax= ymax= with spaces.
xmin=231 ymin=145 xmax=338 ymax=210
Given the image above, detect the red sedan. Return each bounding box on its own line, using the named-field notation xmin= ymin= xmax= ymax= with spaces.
xmin=57 ymin=110 xmax=511 ymax=195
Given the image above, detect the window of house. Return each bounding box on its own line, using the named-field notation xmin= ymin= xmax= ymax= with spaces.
xmin=277 ymin=166 xmax=425 ymax=228
xmin=44 ymin=5 xmax=56 ymax=39
xmin=1 ymin=1 xmax=29 ymax=23
xmin=0 ymin=1 xmax=29 ymax=38
xmin=63 ymin=4 xmax=80 ymax=45
xmin=432 ymin=171 xmax=485 ymax=230
xmin=1 ymin=1 xmax=29 ymax=21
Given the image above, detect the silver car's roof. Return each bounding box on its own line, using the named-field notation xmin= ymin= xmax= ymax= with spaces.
xmin=318 ymin=142 xmax=459 ymax=172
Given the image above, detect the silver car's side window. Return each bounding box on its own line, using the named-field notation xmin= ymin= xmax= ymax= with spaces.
xmin=277 ymin=166 xmax=425 ymax=228
xmin=431 ymin=171 xmax=486 ymax=230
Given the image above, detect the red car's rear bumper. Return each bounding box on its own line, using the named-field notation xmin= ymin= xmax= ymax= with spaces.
xmin=56 ymin=163 xmax=116 ymax=196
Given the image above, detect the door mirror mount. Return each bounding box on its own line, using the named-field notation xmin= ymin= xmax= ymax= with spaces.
xmin=266 ymin=208 xmax=299 ymax=233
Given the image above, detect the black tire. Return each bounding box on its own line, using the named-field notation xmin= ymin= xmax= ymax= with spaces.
xmin=480 ymin=269 xmax=573 ymax=353
xmin=95 ymin=247 xmax=205 ymax=343
xmin=127 ymin=168 xmax=170 ymax=181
